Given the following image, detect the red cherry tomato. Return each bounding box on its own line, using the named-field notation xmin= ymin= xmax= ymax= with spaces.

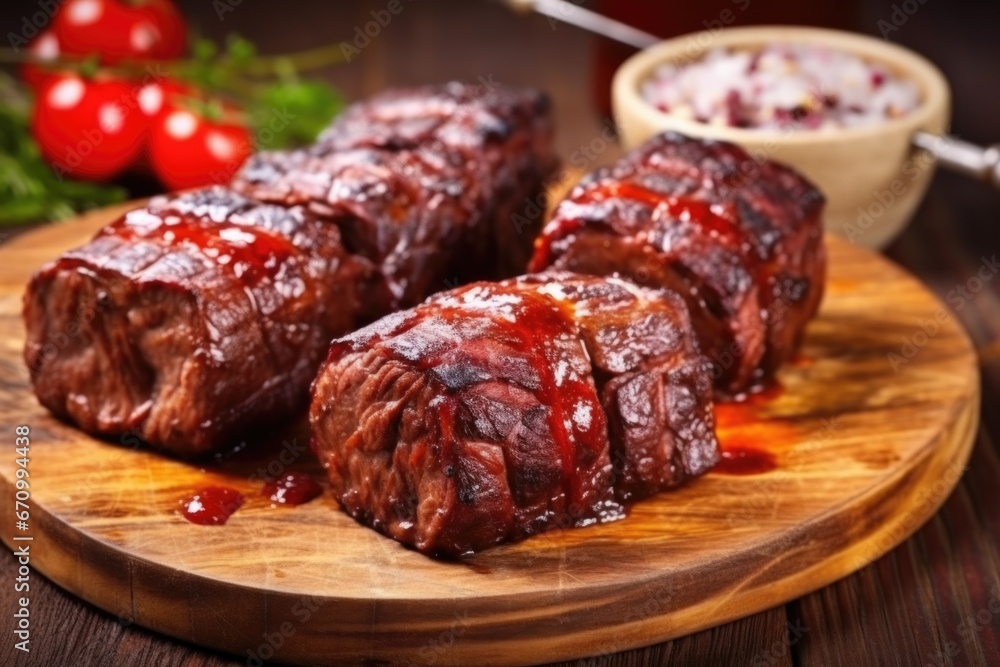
xmin=149 ymin=107 xmax=253 ymax=190
xmin=133 ymin=76 xmax=192 ymax=173
xmin=22 ymin=31 xmax=63 ymax=90
xmin=134 ymin=0 xmax=187 ymax=59
xmin=32 ymin=74 xmax=147 ymax=181
xmin=136 ymin=77 xmax=191 ymax=120
xmin=53 ymin=0 xmax=187 ymax=64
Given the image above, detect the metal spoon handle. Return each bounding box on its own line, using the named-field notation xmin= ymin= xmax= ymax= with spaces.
xmin=912 ymin=131 xmax=1000 ymax=188
xmin=502 ymin=0 xmax=1000 ymax=189
xmin=501 ymin=0 xmax=660 ymax=49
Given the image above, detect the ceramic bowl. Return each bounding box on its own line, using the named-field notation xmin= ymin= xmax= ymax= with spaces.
xmin=612 ymin=25 xmax=950 ymax=248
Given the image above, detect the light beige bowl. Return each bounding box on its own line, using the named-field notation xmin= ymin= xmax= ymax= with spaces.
xmin=612 ymin=26 xmax=950 ymax=249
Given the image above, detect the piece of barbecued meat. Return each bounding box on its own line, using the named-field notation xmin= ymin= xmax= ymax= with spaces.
xmin=24 ymin=187 xmax=388 ymax=458
xmin=530 ymin=132 xmax=826 ymax=397
xmin=310 ymin=274 xmax=718 ymax=555
xmin=315 ymin=80 xmax=554 ymax=163
xmin=233 ymin=82 xmax=557 ymax=307
xmin=513 ymin=273 xmax=719 ymax=502
xmin=318 ymin=82 xmax=557 ymax=279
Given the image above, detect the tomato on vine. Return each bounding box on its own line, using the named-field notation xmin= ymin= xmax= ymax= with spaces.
xmin=53 ymin=0 xmax=187 ymax=64
xmin=22 ymin=31 xmax=64 ymax=90
xmin=136 ymin=76 xmax=191 ymax=119
xmin=12 ymin=2 xmax=345 ymax=196
xmin=148 ymin=105 xmax=253 ymax=190
xmin=31 ymin=74 xmax=147 ymax=181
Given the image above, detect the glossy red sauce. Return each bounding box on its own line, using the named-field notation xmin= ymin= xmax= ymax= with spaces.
xmin=745 ymin=380 xmax=785 ymax=404
xmin=575 ymin=182 xmax=746 ymax=245
xmin=179 ymin=486 xmax=245 ymax=525
xmin=263 ymin=472 xmax=323 ymax=506
xmin=369 ymin=286 xmax=609 ymax=511
xmin=715 ymin=445 xmax=778 ymax=475
xmin=516 ymin=291 xmax=607 ymax=506
xmin=108 ymin=216 xmax=295 ymax=283
xmin=790 ymin=354 xmax=815 ymax=369
xmin=529 ymin=180 xmax=757 ymax=283
xmin=465 ymin=290 xmax=602 ymax=504
xmin=714 ymin=381 xmax=784 ymax=430
xmin=527 ymin=217 xmax=582 ymax=272
xmin=713 ymin=381 xmax=787 ymax=475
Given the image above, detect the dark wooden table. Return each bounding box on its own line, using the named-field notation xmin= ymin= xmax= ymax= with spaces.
xmin=2 ymin=1 xmax=999 ymax=665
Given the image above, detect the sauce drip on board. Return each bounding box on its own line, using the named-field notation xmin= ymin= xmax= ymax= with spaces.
xmin=790 ymin=354 xmax=815 ymax=370
xmin=714 ymin=380 xmax=786 ymax=430
xmin=713 ymin=381 xmax=786 ymax=475
xmin=263 ymin=472 xmax=323 ymax=506
xmin=714 ymin=445 xmax=778 ymax=475
xmin=179 ymin=486 xmax=245 ymax=525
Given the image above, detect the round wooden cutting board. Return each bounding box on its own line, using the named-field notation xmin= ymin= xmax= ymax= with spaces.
xmin=0 ymin=205 xmax=979 ymax=666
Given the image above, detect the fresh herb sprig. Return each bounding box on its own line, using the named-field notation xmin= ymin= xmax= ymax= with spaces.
xmin=0 ymin=35 xmax=347 ymax=147
xmin=0 ymin=73 xmax=126 ymax=225
xmin=0 ymin=34 xmax=349 ymax=224
xmin=182 ymin=35 xmax=346 ymax=148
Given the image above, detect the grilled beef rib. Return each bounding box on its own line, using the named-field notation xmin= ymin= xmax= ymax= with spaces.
xmin=24 ymin=83 xmax=556 ymax=456
xmin=24 ymin=187 xmax=383 ymax=457
xmin=233 ymin=82 xmax=557 ymax=307
xmin=530 ymin=132 xmax=826 ymax=396
xmin=310 ymin=274 xmax=719 ymax=555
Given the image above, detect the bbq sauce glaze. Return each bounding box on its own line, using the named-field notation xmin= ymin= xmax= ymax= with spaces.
xmin=325 ymin=283 xmax=619 ymax=525
xmin=576 ymin=183 xmax=746 ymax=244
xmin=715 ymin=446 xmax=778 ymax=475
xmin=263 ymin=472 xmax=323 ymax=506
xmin=107 ymin=214 xmax=297 ymax=285
xmin=713 ymin=381 xmax=784 ymax=476
xmin=179 ymin=486 xmax=245 ymax=525
xmin=530 ymin=182 xmax=751 ymax=272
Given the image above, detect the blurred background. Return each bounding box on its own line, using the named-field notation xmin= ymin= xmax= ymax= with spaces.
xmin=0 ymin=0 xmax=998 ymax=266
xmin=2 ymin=4 xmax=1000 ymax=666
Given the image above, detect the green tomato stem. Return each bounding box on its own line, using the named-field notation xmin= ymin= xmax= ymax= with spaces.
xmin=0 ymin=42 xmax=349 ymax=77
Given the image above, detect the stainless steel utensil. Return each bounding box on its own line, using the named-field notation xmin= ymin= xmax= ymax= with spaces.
xmin=503 ymin=0 xmax=658 ymax=49
xmin=501 ymin=0 xmax=1000 ymax=188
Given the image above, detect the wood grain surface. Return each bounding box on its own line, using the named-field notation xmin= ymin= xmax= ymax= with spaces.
xmin=0 ymin=202 xmax=980 ymax=666
xmin=2 ymin=2 xmax=998 ymax=665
